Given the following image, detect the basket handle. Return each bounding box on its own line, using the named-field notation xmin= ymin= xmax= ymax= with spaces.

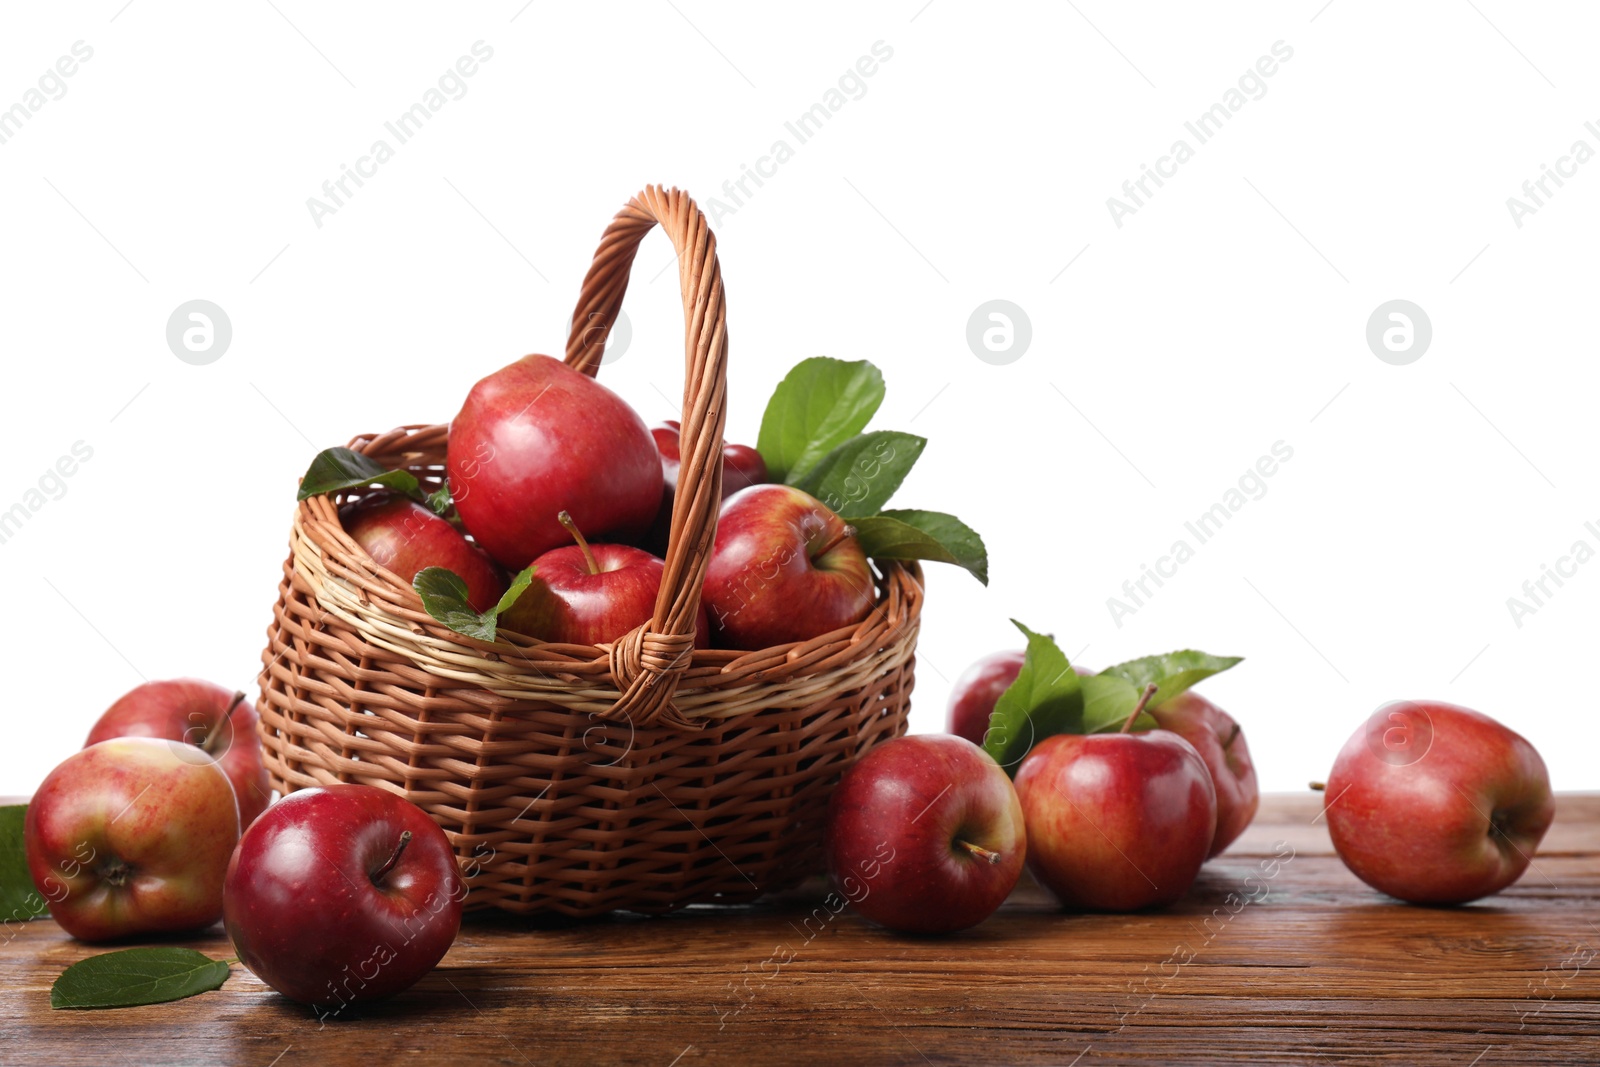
xmin=564 ymin=186 xmax=727 ymax=729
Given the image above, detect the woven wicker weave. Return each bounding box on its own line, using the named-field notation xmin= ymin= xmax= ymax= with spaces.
xmin=256 ymin=186 xmax=922 ymax=915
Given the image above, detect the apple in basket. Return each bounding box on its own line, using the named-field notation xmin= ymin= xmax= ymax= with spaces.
xmin=341 ymin=493 xmax=506 ymax=612
xmin=642 ymin=419 xmax=769 ymax=554
xmin=448 ymin=354 xmax=662 ymax=570
xmin=500 ymin=510 xmax=711 ymax=647
xmin=84 ymin=679 xmax=273 ymax=829
xmin=701 ymin=485 xmax=876 ymax=650
xmin=26 ymin=738 xmax=240 ymax=941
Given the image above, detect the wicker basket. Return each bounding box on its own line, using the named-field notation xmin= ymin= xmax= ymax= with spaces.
xmin=256 ymin=186 xmax=922 ymax=916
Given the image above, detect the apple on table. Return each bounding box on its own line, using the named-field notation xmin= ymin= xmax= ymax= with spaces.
xmin=224 ymin=783 xmax=464 ymax=1008
xmin=1013 ymin=688 xmax=1217 ymax=911
xmin=84 ymin=678 xmax=273 ymax=829
xmin=25 ymin=737 xmax=241 ymax=941
xmin=1323 ymin=700 xmax=1553 ymax=905
xmin=826 ymin=734 xmax=1025 ymax=934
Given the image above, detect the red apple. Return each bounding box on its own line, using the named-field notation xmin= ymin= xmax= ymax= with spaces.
xmin=500 ymin=511 xmax=710 ymax=647
xmin=1145 ymin=691 xmax=1259 ymax=858
xmin=946 ymin=653 xmax=1093 ymax=748
xmin=223 ymin=784 xmax=464 ymax=1009
xmin=1014 ymin=694 xmax=1216 ymax=910
xmin=825 ymin=734 xmax=1025 ymax=934
xmin=84 ymin=679 xmax=272 ymax=829
xmin=701 ymin=484 xmax=876 ymax=650
xmin=25 ymin=738 xmax=240 ymax=941
xmin=644 ymin=420 xmax=769 ymax=554
xmin=448 ymin=354 xmax=662 ymax=569
xmin=653 ymin=419 xmax=768 ymax=500
xmin=341 ymin=493 xmax=505 ymax=613
xmin=1323 ymin=700 xmax=1554 ymax=905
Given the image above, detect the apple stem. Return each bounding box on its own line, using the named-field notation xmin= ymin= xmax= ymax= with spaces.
xmin=201 ymin=691 xmax=248 ymax=755
xmin=1308 ymin=781 xmax=1326 ymax=792
xmin=557 ymin=510 xmax=601 ymax=576
xmin=813 ymin=524 xmax=857 ymax=560
xmin=1119 ymin=684 xmax=1160 ymax=734
xmin=371 ymin=830 xmax=413 ymax=884
xmin=956 ymin=839 xmax=1002 ymax=865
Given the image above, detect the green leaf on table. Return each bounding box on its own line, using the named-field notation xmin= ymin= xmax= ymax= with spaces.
xmin=758 ymin=357 xmax=885 ymax=482
xmin=982 ymin=622 xmax=1084 ymax=773
xmin=791 ymin=430 xmax=926 ymax=517
xmin=414 ymin=564 xmax=535 ymax=643
xmin=0 ymin=805 xmax=46 ymax=924
xmin=297 ymin=446 xmax=422 ymax=503
xmin=52 ymin=947 xmax=231 ymax=1010
xmin=1098 ymin=651 xmax=1243 ymax=710
xmin=851 ymin=509 xmax=988 ymax=585
xmin=1080 ymin=673 xmax=1158 ymax=734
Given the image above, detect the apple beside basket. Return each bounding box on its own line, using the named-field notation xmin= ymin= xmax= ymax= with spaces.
xmin=255 ymin=187 xmax=923 ymax=916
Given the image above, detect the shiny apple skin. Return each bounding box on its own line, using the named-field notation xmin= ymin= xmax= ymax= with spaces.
xmin=26 ymin=737 xmax=240 ymax=941
xmin=825 ymin=734 xmax=1025 ymax=934
xmin=85 ymin=678 xmax=272 ymax=829
xmin=701 ymin=484 xmax=875 ymax=650
xmin=222 ymin=785 xmax=464 ymax=1007
xmin=447 ymin=354 xmax=662 ymax=570
xmin=499 ymin=542 xmax=710 ymax=648
xmin=1324 ymin=701 xmax=1554 ymax=905
xmin=1014 ymin=730 xmax=1216 ymax=911
xmin=1146 ymin=691 xmax=1259 ymax=858
xmin=341 ymin=494 xmax=505 ymax=613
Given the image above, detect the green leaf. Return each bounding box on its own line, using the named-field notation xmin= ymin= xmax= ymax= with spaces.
xmin=0 ymin=806 xmax=46 ymax=925
xmin=1080 ymin=674 xmax=1158 ymax=734
xmin=52 ymin=948 xmax=231 ymax=1010
xmin=414 ymin=564 xmax=535 ymax=643
xmin=758 ymin=357 xmax=885 ymax=482
xmin=982 ymin=622 xmax=1084 ymax=774
xmin=851 ymin=509 xmax=988 ymax=585
xmin=1099 ymin=651 xmax=1243 ymax=709
xmin=493 ymin=565 xmax=537 ymax=616
xmin=791 ymin=431 xmax=926 ymax=517
xmin=426 ymin=482 xmax=454 ymax=517
xmin=297 ymin=447 xmax=422 ymax=503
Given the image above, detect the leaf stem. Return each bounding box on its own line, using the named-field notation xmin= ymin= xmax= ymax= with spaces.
xmin=1119 ymin=684 xmax=1159 ymax=734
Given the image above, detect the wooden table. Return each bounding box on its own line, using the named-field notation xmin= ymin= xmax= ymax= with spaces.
xmin=4 ymin=794 xmax=1597 ymax=1065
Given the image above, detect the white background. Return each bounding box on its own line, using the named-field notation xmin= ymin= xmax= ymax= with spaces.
xmin=1 ymin=2 xmax=1595 ymax=796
